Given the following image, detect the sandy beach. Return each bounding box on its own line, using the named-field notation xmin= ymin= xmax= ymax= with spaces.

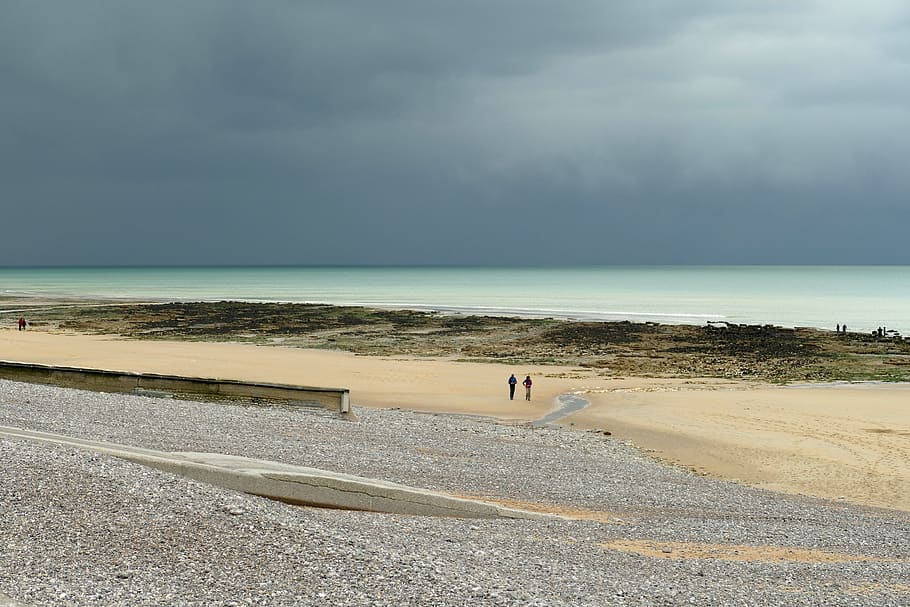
xmin=1 ymin=328 xmax=908 ymax=513
xmin=572 ymin=384 xmax=910 ymax=512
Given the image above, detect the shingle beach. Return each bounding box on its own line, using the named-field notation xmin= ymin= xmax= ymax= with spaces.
xmin=1 ymin=379 xmax=908 ymax=606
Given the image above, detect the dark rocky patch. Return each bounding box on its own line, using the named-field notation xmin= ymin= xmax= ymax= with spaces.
xmin=13 ymin=300 xmax=910 ymax=383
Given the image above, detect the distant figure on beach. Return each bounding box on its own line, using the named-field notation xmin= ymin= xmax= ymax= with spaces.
xmin=836 ymin=324 xmax=840 ymax=333
xmin=17 ymin=317 xmax=25 ymax=331
xmin=508 ymin=374 xmax=517 ymax=400
xmin=522 ymin=375 xmax=532 ymax=401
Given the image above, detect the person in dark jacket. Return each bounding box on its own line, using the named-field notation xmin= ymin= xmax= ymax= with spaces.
xmin=522 ymin=375 xmax=533 ymax=401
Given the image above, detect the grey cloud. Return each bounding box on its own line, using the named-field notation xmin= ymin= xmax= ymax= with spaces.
xmin=2 ymin=1 xmax=909 ymax=265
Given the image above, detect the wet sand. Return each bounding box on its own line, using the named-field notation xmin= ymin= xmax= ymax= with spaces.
xmin=1 ymin=329 xmax=908 ymax=512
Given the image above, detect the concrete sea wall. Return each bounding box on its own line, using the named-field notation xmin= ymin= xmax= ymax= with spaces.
xmin=0 ymin=360 xmax=350 ymax=413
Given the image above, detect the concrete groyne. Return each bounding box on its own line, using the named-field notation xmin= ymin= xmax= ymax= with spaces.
xmin=0 ymin=360 xmax=351 ymax=414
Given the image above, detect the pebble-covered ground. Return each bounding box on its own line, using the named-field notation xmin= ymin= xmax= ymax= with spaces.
xmin=0 ymin=379 xmax=908 ymax=606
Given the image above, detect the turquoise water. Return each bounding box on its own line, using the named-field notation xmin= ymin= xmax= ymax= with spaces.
xmin=1 ymin=266 xmax=908 ymax=336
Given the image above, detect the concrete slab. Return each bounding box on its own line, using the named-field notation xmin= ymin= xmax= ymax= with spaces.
xmin=0 ymin=361 xmax=351 ymax=413
xmin=0 ymin=425 xmax=556 ymax=520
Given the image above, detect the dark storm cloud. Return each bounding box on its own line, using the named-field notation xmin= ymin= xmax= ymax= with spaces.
xmin=2 ymin=1 xmax=909 ymax=265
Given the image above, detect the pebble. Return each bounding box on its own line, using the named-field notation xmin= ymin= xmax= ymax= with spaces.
xmin=0 ymin=379 xmax=908 ymax=606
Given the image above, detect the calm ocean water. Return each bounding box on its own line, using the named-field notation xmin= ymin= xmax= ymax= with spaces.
xmin=1 ymin=266 xmax=908 ymax=336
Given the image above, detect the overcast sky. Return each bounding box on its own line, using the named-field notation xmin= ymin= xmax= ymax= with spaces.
xmin=2 ymin=1 xmax=909 ymax=266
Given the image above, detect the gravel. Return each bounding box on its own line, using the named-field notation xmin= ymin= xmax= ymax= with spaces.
xmin=1 ymin=379 xmax=908 ymax=606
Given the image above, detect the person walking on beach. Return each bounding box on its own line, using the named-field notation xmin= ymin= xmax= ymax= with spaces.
xmin=522 ymin=375 xmax=532 ymax=401
xmin=17 ymin=317 xmax=25 ymax=331
xmin=508 ymin=374 xmax=517 ymax=400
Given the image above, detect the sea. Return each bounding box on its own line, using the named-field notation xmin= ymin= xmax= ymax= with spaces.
xmin=1 ymin=266 xmax=908 ymax=337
